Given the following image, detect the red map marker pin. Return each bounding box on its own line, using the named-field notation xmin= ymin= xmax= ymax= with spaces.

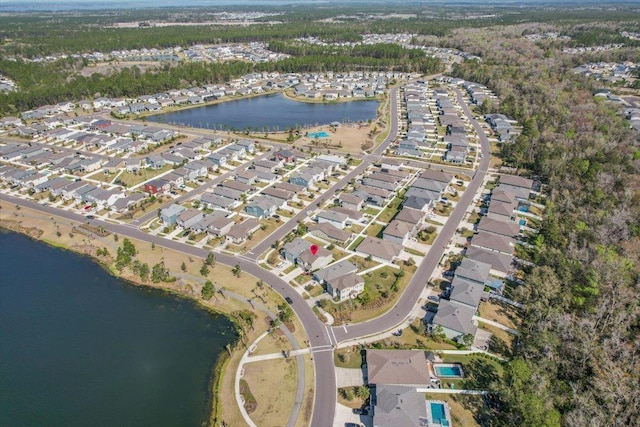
xmin=310 ymin=244 xmax=319 ymax=256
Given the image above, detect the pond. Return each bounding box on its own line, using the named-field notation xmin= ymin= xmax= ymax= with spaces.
xmin=147 ymin=92 xmax=379 ymax=131
xmin=0 ymin=230 xmax=237 ymax=427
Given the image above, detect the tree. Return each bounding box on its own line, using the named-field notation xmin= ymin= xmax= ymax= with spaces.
xmin=232 ymin=264 xmax=241 ymax=278
xmin=202 ymin=280 xmax=215 ymax=300
xmin=205 ymin=252 xmax=216 ymax=266
xmin=200 ymin=264 xmax=210 ymax=277
xmin=181 ymin=261 xmax=187 ymax=272
xmin=139 ymin=263 xmax=150 ymax=282
xmin=355 ymin=385 xmax=370 ymax=401
xmin=151 ymin=262 xmax=170 ymax=283
xmin=278 ymin=303 xmax=294 ymax=324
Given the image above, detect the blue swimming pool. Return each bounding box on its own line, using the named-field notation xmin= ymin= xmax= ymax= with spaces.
xmin=309 ymin=130 xmax=330 ymax=139
xmin=434 ymin=364 xmax=463 ymax=378
xmin=430 ymin=402 xmax=449 ymax=426
xmin=519 ymin=218 xmax=527 ymax=226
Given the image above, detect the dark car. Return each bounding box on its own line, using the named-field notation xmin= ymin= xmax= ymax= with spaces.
xmin=352 ymin=408 xmax=368 ymax=415
xmin=285 ymin=296 xmax=293 ymax=304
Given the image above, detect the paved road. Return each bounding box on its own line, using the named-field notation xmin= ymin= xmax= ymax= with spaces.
xmin=249 ymin=87 xmax=400 ymax=258
xmin=329 ymin=87 xmax=491 ymax=343
xmin=0 ymin=85 xmax=490 ymax=427
xmin=0 ymin=191 xmax=337 ymax=426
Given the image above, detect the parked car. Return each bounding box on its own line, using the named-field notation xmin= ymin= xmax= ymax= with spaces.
xmin=285 ymin=296 xmax=293 ymax=304
xmin=352 ymin=408 xmax=368 ymax=415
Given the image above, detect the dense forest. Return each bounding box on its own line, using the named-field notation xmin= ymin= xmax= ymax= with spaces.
xmin=449 ymin=24 xmax=639 ymax=427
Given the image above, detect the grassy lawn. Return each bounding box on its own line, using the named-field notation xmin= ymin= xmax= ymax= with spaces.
xmin=242 ymin=220 xmax=275 ymax=249
xmin=377 ymin=196 xmax=404 ymax=223
xmin=243 ymin=358 xmax=297 ymax=427
xmin=440 ymin=353 xmax=506 ymax=386
xmin=283 ymin=264 xmax=297 ymax=274
xmin=478 ymin=322 xmax=515 ymax=358
xmin=404 ymin=247 xmax=425 ymax=257
xmin=424 ymin=393 xmax=482 ymax=427
xmin=386 ymin=318 xmax=457 ymax=350
xmin=418 ymin=231 xmax=437 ymax=245
xmin=347 ymin=235 xmax=365 ymax=251
xmin=294 ymin=354 xmax=315 ymax=427
xmin=468 ymin=211 xmax=480 ymax=224
xmin=305 ymin=284 xmax=324 ymax=298
xmin=294 ymin=274 xmax=310 ymax=285
xmin=119 ymin=165 xmax=173 ymax=188
xmin=364 ymin=223 xmax=384 ymax=238
xmin=334 ymin=347 xmax=364 ymax=369
xmin=478 ymin=301 xmax=520 ymax=330
xmin=251 ymin=331 xmax=294 ymax=356
xmin=324 ymin=264 xmax=416 ymax=325
xmin=363 ymin=207 xmax=380 ymax=216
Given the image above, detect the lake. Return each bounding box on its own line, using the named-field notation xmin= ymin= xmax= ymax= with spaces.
xmin=147 ymin=92 xmax=380 ymax=131
xmin=0 ymin=230 xmax=237 ymax=427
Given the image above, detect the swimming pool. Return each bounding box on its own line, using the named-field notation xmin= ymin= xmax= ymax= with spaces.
xmin=433 ymin=363 xmax=464 ymax=378
xmin=430 ymin=402 xmax=449 ymax=426
xmin=308 ymin=130 xmax=330 ymax=139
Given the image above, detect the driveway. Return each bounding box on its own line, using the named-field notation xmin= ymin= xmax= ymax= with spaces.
xmin=335 ymin=367 xmax=366 ymax=388
xmin=334 ymin=403 xmax=370 ymax=427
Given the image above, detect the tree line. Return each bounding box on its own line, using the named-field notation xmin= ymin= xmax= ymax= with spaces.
xmin=450 ymin=22 xmax=639 ymax=427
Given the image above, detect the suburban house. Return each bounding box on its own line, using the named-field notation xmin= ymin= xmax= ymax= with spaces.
xmin=465 ymin=246 xmax=513 ymax=278
xmin=373 ymin=385 xmax=429 ymax=427
xmin=177 ymin=209 xmax=205 ymax=229
xmin=244 ymin=195 xmax=279 ymax=219
xmin=261 ymin=187 xmax=295 ymax=204
xmin=487 ymin=200 xmax=517 ymax=222
xmin=432 ymin=299 xmax=478 ymax=340
xmin=253 ymin=159 xmax=280 ymax=174
xmin=382 ymin=219 xmax=414 ymax=245
xmin=308 ymin=222 xmax=352 ymax=243
xmin=316 ymin=210 xmax=350 ymax=229
xmin=448 ymin=276 xmax=484 ymax=309
xmin=357 ymin=236 xmax=403 ymax=263
xmin=470 ymin=231 xmax=515 ymax=255
xmin=476 ymin=216 xmax=520 ymax=238
xmin=206 ymin=152 xmax=227 ymax=167
xmin=160 ymin=204 xmax=186 ymax=225
xmin=235 ymin=169 xmax=258 ymax=185
xmin=272 ymin=149 xmax=297 ymax=164
xmin=236 ymin=139 xmax=256 ymax=154
xmin=456 ymin=258 xmax=491 ymax=284
xmin=498 ymin=174 xmax=534 ymax=198
xmin=145 ymin=154 xmax=166 ymax=169
xmin=325 ymin=272 xmax=364 ymax=301
xmin=296 ymin=245 xmax=333 ymax=272
xmin=281 ymin=237 xmax=312 ymax=264
xmin=338 ymin=193 xmax=364 ymax=211
xmin=200 ymin=193 xmax=236 ymax=211
xmin=190 ymin=212 xmax=234 ymax=236
xmin=226 ymin=218 xmax=261 ymax=245
xmin=366 ymin=349 xmax=434 ymax=387
xmin=314 ymin=259 xmax=358 ymax=285
xmin=112 ymin=193 xmax=145 ymax=214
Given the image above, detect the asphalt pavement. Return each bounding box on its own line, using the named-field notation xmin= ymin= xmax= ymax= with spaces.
xmin=0 ymin=84 xmax=492 ymax=427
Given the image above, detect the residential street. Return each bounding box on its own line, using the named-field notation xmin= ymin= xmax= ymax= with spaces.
xmin=0 ymin=84 xmax=491 ymax=427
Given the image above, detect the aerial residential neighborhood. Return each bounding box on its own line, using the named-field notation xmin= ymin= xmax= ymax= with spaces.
xmin=0 ymin=65 xmax=540 ymax=427
xmin=1 ymin=3 xmax=638 ymax=427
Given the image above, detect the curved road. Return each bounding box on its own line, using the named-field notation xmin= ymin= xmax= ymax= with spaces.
xmin=330 ymin=87 xmax=491 ymax=343
xmin=1 ymin=85 xmax=490 ymax=427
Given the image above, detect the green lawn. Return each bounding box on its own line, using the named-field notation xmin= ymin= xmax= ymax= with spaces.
xmin=365 ymin=223 xmax=384 ymax=238
xmin=377 ymin=196 xmax=404 ymax=223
